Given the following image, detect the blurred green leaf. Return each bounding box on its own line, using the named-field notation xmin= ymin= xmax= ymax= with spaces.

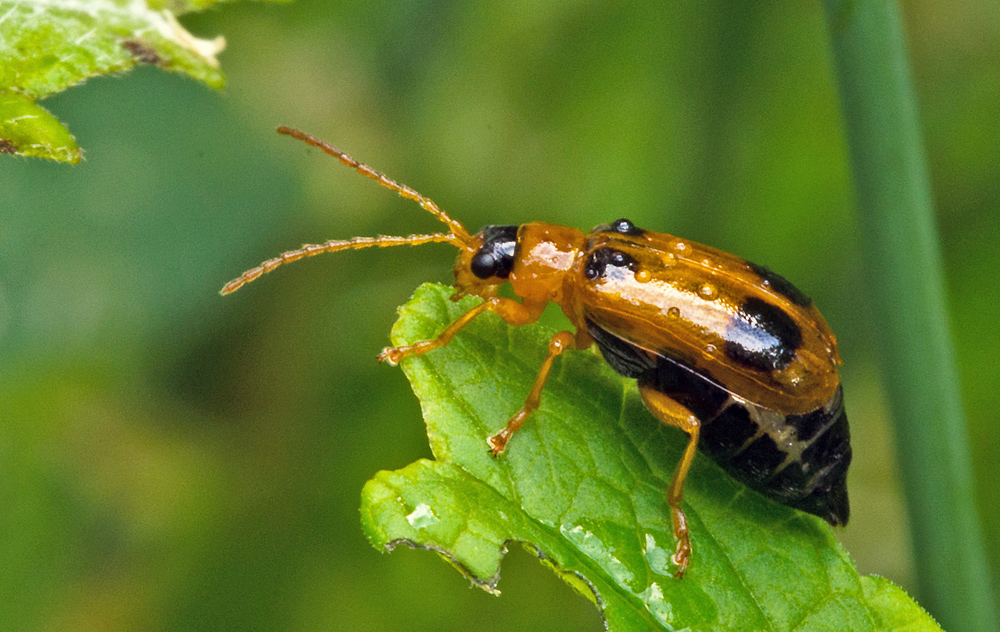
xmin=0 ymin=0 xmax=283 ymax=163
xmin=361 ymin=283 xmax=941 ymax=631
xmin=0 ymin=90 xmax=78 ymax=161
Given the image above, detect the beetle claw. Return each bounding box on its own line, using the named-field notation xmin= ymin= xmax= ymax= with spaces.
xmin=486 ymin=429 xmax=511 ymax=455
xmin=378 ymin=347 xmax=401 ymax=366
xmin=672 ymin=536 xmax=691 ymax=578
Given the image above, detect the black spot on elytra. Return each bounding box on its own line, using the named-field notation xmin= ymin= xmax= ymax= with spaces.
xmin=724 ymin=297 xmax=802 ymax=371
xmin=593 ymin=217 xmax=645 ymax=237
xmin=583 ymin=247 xmax=638 ymax=280
xmin=470 ymin=225 xmax=518 ymax=279
xmin=610 ymin=218 xmax=644 ymax=236
xmin=747 ymin=261 xmax=812 ymax=307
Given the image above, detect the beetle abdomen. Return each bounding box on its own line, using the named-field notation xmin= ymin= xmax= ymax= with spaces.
xmin=587 ymin=320 xmax=851 ymax=526
xmin=697 ymin=387 xmax=850 ymax=526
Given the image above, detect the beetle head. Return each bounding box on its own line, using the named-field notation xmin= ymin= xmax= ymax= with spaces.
xmin=451 ymin=225 xmax=519 ymax=298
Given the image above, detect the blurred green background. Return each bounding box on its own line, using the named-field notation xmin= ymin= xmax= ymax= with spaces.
xmin=2 ymin=1 xmax=998 ymax=630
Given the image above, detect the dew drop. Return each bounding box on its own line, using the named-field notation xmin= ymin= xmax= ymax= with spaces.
xmin=778 ymin=363 xmax=806 ymax=388
xmin=667 ymin=306 xmax=681 ymax=319
xmin=672 ymin=241 xmax=689 ymax=254
xmin=634 ymin=269 xmax=652 ymax=283
xmin=698 ymin=283 xmax=717 ymax=300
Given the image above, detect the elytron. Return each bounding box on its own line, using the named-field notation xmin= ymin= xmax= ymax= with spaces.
xmin=223 ymin=127 xmax=852 ymax=577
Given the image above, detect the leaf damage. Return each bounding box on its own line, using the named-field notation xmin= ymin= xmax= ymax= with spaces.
xmin=121 ymin=39 xmax=162 ymax=65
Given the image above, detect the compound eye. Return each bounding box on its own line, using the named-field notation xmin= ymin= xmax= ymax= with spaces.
xmin=470 ymin=252 xmax=498 ymax=279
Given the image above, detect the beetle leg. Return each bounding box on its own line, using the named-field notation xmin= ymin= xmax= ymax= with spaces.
xmin=378 ymin=296 xmax=544 ymax=365
xmin=638 ymin=383 xmax=701 ymax=578
xmin=487 ymin=330 xmax=577 ymax=455
xmin=573 ymin=327 xmax=594 ymax=349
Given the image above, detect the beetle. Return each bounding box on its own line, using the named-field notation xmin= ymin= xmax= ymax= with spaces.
xmin=223 ymin=127 xmax=851 ymax=577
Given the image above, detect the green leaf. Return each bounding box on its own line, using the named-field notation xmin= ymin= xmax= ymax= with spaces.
xmin=0 ymin=90 xmax=79 ymax=162
xmin=360 ymin=283 xmax=941 ymax=631
xmin=0 ymin=0 xmax=283 ymax=163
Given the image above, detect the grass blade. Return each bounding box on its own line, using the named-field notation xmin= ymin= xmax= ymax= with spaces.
xmin=821 ymin=2 xmax=999 ymax=630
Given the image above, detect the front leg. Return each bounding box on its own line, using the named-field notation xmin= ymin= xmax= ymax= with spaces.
xmin=378 ymin=296 xmax=544 ymax=365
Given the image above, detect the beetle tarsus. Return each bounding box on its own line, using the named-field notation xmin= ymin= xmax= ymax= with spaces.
xmin=671 ymin=506 xmax=692 ymax=578
xmin=377 ymin=347 xmax=402 ymax=366
xmin=487 ymin=429 xmax=512 ymax=455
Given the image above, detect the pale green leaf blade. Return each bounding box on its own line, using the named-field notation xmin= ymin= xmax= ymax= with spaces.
xmin=361 ymin=283 xmax=941 ymax=631
xmin=1 ymin=0 xmax=227 ymax=97
xmin=861 ymin=576 xmax=942 ymax=632
xmin=0 ymin=0 xmax=283 ymax=163
xmin=0 ymin=90 xmax=79 ymax=162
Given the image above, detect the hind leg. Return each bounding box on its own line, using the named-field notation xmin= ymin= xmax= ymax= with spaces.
xmin=638 ymin=384 xmax=701 ymax=578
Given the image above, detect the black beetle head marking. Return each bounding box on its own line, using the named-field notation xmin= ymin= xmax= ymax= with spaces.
xmin=470 ymin=225 xmax=519 ymax=279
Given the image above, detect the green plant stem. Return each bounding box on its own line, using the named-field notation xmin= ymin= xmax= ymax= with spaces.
xmin=821 ymin=1 xmax=998 ymax=630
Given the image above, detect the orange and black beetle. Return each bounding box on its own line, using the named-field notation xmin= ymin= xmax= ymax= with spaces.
xmin=223 ymin=127 xmax=851 ymax=577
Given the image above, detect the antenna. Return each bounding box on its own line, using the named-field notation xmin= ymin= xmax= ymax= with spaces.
xmin=220 ymin=127 xmax=471 ymax=295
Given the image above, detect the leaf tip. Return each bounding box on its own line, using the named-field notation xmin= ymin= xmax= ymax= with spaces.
xmin=0 ymin=91 xmax=82 ymax=164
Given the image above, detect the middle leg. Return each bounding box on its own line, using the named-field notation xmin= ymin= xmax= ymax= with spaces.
xmin=487 ymin=330 xmax=578 ymax=455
